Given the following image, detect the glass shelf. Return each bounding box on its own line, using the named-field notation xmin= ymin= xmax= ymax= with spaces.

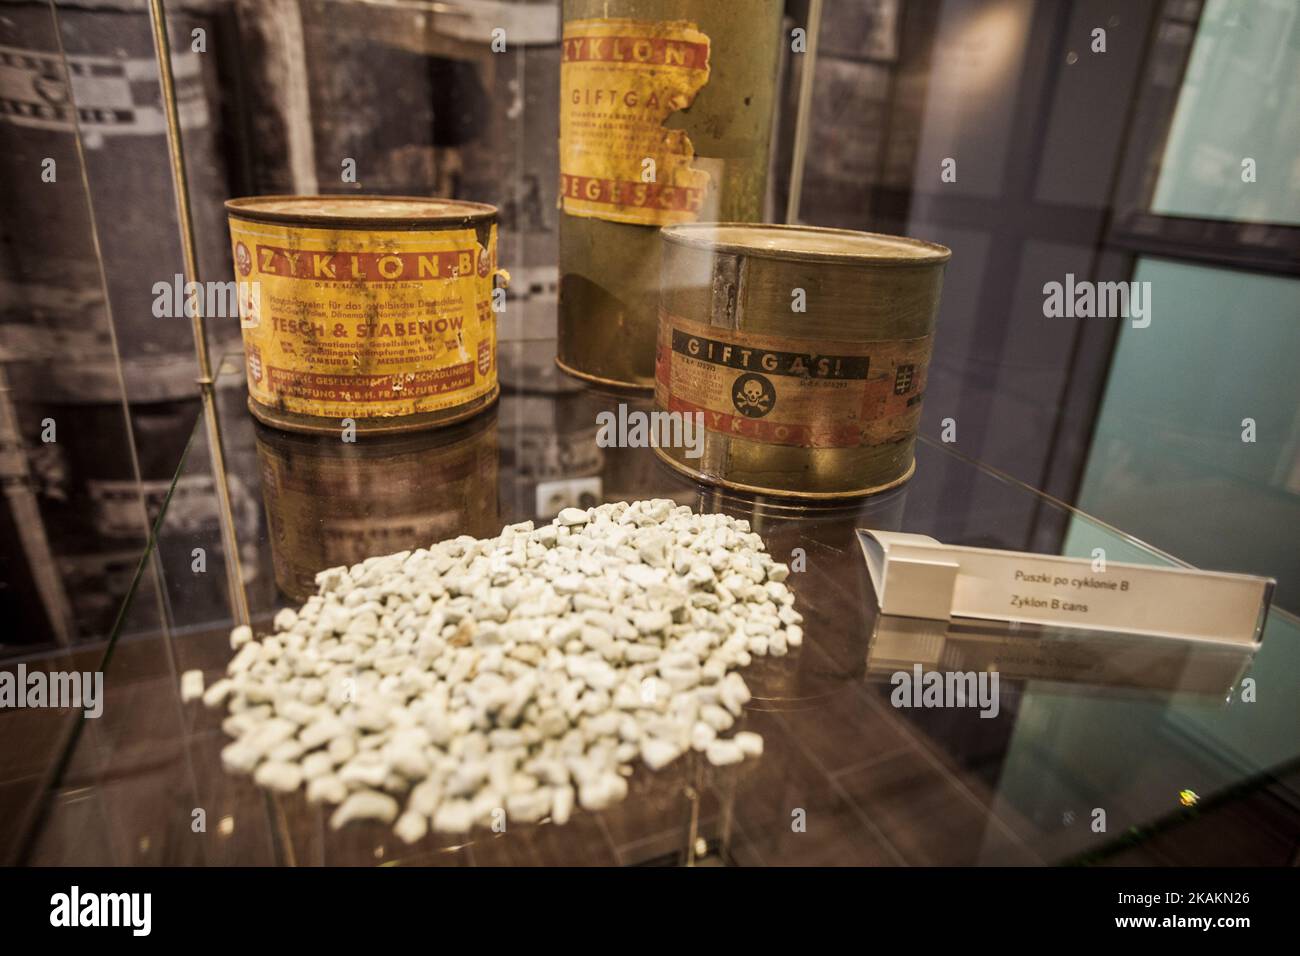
xmin=23 ymin=344 xmax=1300 ymax=866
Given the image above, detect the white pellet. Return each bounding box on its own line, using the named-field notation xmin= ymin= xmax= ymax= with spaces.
xmin=394 ymin=810 xmax=428 ymax=844
xmin=706 ymin=740 xmax=745 ymax=767
xmin=330 ymin=791 xmax=399 ymax=829
xmin=254 ymin=760 xmax=303 ymax=793
xmin=180 ymin=669 xmax=205 ymax=704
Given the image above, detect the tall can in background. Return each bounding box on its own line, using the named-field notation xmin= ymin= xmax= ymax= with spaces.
xmin=655 ymin=223 xmax=950 ymax=498
xmin=556 ymin=0 xmax=783 ymax=389
xmin=226 ymin=196 xmax=502 ymax=435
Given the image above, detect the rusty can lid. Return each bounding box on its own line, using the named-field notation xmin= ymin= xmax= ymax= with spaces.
xmin=661 ymin=223 xmax=950 ymax=266
xmin=225 ymin=195 xmax=497 ymax=229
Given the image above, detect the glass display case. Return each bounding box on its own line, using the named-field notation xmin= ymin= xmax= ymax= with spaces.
xmin=9 ymin=349 xmax=1297 ymax=867
xmin=1 ymin=0 xmax=1296 ymax=872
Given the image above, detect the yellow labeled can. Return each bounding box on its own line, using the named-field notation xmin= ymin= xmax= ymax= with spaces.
xmin=225 ymin=196 xmax=503 ymax=435
xmin=556 ymin=0 xmax=783 ymax=389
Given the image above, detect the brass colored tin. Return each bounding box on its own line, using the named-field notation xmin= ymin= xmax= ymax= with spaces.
xmin=253 ymin=411 xmax=501 ymax=602
xmin=556 ymin=0 xmax=783 ymax=389
xmin=225 ymin=196 xmax=503 ymax=435
xmin=654 ymin=223 xmax=950 ymax=498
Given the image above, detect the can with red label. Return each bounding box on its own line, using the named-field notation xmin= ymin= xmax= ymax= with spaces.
xmin=654 ymin=223 xmax=950 ymax=498
xmin=225 ymin=196 xmax=504 ymax=435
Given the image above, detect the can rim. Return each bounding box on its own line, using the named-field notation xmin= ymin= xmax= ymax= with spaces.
xmin=653 ymin=446 xmax=917 ymax=499
xmin=660 ymin=222 xmax=951 ymax=265
xmin=247 ymin=387 xmax=500 ymax=435
xmin=225 ymin=195 xmax=498 ymax=228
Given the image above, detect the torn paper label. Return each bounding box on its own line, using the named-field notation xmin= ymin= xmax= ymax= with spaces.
xmin=558 ymin=18 xmax=712 ymax=226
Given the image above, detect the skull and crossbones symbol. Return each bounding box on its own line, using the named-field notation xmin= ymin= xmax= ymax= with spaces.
xmin=735 ymin=378 xmax=769 ymax=411
xmin=733 ymin=374 xmax=774 ymax=417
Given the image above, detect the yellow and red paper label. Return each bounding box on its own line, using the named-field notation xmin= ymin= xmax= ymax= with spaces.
xmin=229 ymin=218 xmax=497 ymax=421
xmin=655 ymin=313 xmax=932 ymax=449
xmin=559 ymin=17 xmax=711 ymax=226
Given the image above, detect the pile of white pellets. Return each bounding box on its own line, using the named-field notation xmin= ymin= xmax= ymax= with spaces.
xmin=184 ymin=499 xmax=802 ymax=842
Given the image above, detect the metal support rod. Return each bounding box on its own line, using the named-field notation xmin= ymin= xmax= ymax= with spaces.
xmin=147 ymin=0 xmax=249 ymax=625
xmin=785 ymin=0 xmax=823 ymax=225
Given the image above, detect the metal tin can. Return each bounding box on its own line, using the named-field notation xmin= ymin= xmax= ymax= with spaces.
xmin=654 ymin=223 xmax=950 ymax=498
xmin=556 ymin=0 xmax=783 ymax=389
xmin=225 ymin=195 xmax=503 ymax=435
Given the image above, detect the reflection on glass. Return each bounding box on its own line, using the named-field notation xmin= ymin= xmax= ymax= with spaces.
xmin=867 ymin=614 xmax=1254 ymax=699
xmin=253 ymin=413 xmax=501 ymax=602
xmin=1071 ymin=258 xmax=1300 ymax=612
xmin=1151 ymin=0 xmax=1300 ymax=225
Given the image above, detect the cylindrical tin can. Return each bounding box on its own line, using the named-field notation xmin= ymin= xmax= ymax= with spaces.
xmin=225 ymin=195 xmax=503 ymax=435
xmin=654 ymin=223 xmax=950 ymax=498
xmin=253 ymin=411 xmax=500 ymax=602
xmin=233 ymin=0 xmax=564 ymax=351
xmin=556 ymin=0 xmax=783 ymax=389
